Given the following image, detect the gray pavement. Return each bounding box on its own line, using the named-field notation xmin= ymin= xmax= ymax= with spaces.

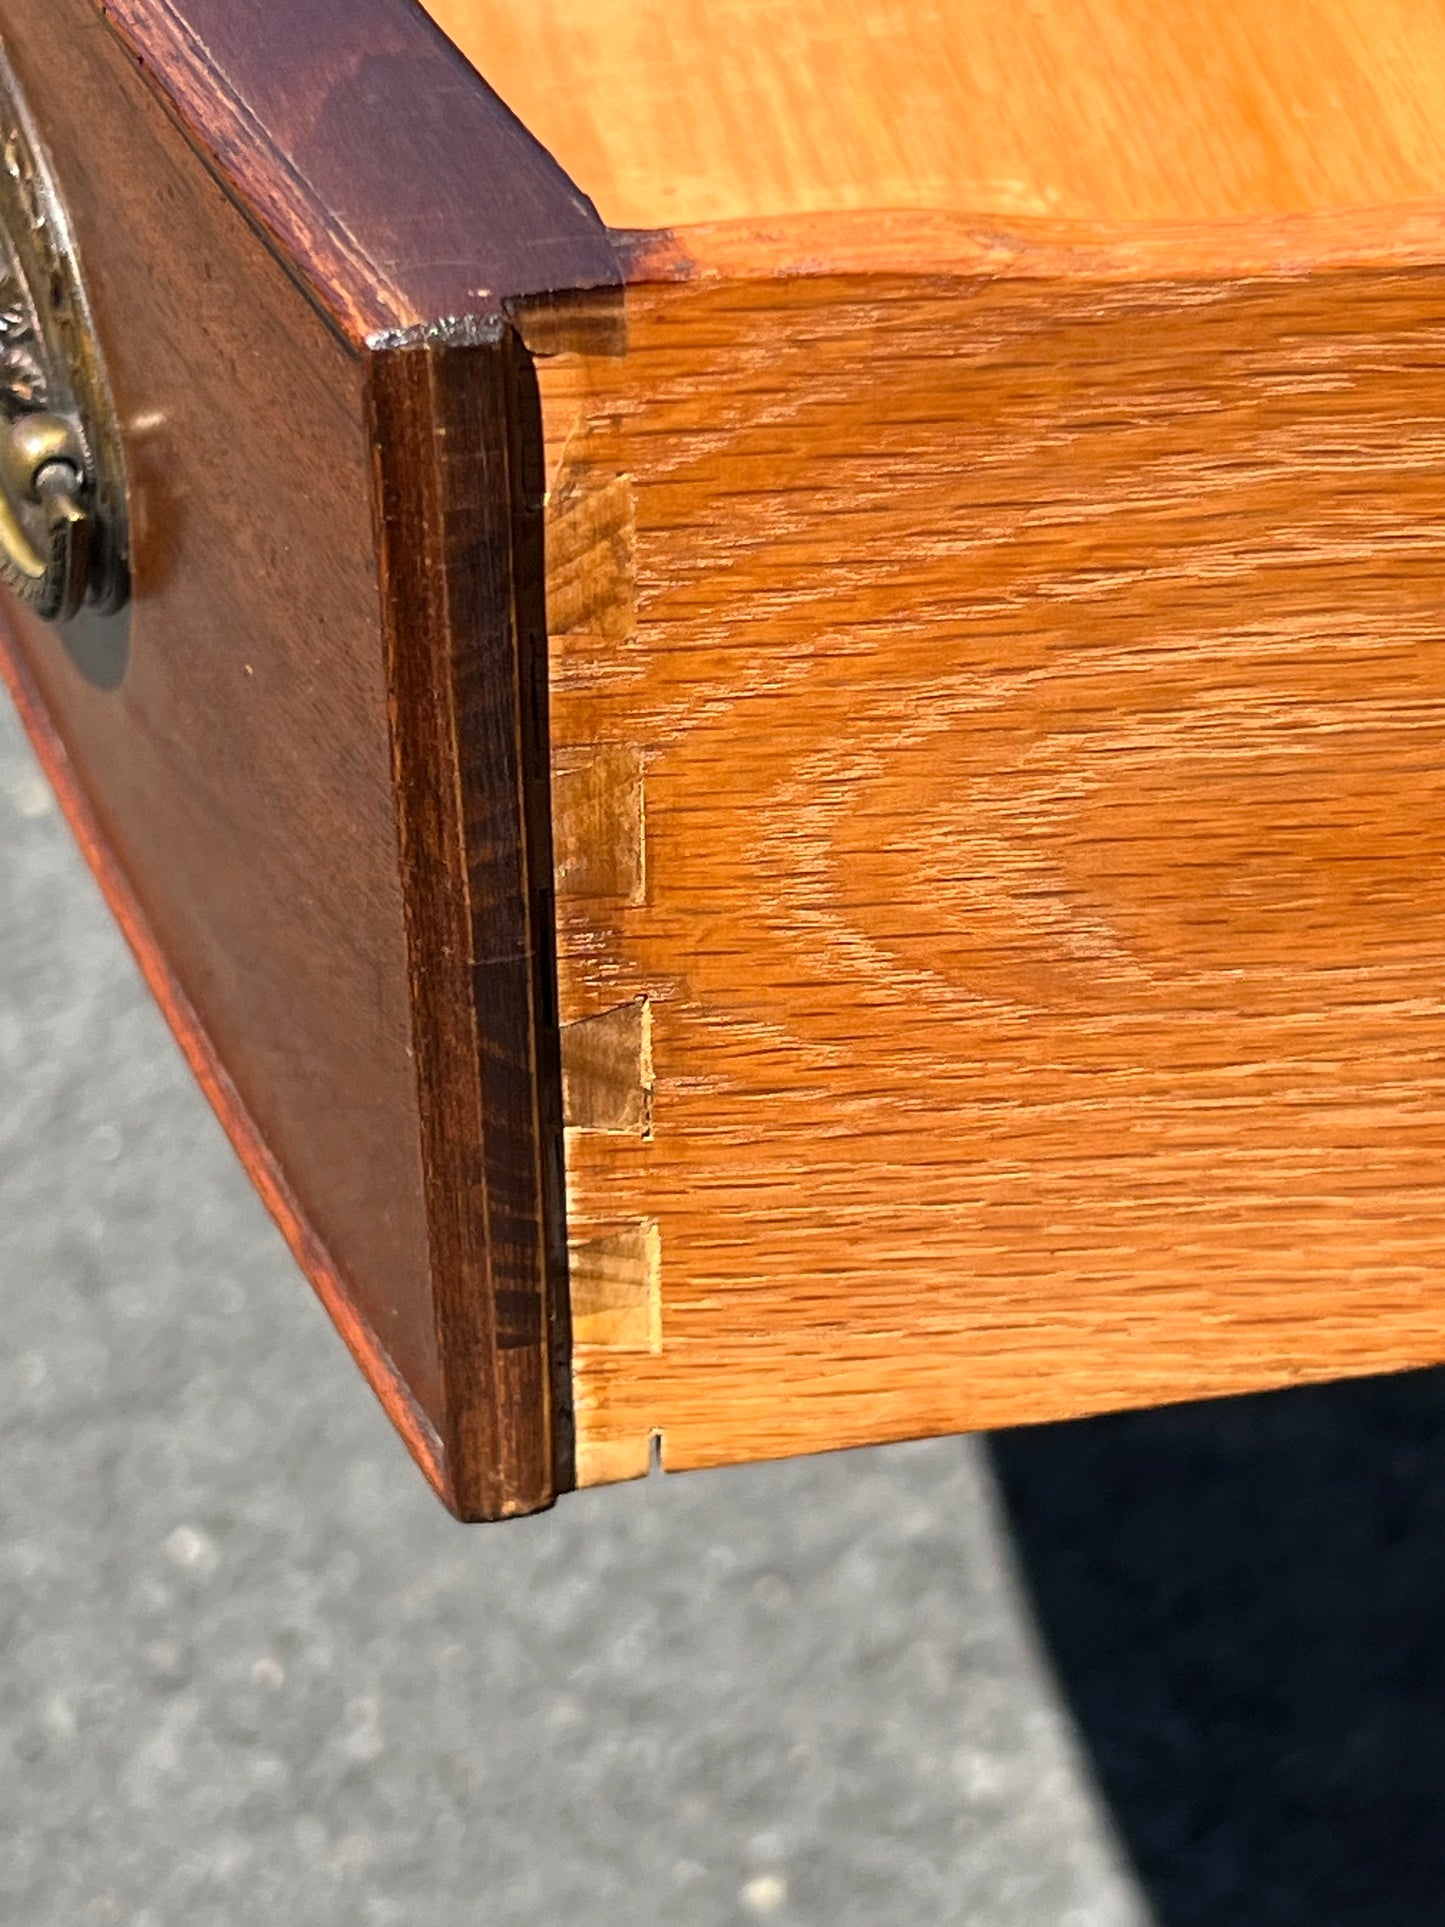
xmin=4 ymin=689 xmax=1445 ymax=1927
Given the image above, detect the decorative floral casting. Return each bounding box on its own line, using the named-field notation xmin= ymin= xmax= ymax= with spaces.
xmin=0 ymin=267 xmax=46 ymax=413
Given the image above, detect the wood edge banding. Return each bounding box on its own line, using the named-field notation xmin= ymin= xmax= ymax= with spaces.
xmin=366 ymin=326 xmax=571 ymax=1522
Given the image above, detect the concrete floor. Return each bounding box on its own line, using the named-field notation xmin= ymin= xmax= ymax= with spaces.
xmin=4 ymin=691 xmax=1445 ymax=1927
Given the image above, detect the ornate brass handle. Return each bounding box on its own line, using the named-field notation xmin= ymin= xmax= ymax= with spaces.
xmin=0 ymin=411 xmax=93 ymax=622
xmin=0 ymin=44 xmax=127 ymax=660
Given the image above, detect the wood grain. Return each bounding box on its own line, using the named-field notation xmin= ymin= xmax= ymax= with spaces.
xmin=423 ymin=0 xmax=1445 ymax=230
xmin=539 ymin=254 xmax=1445 ymax=1479
xmin=569 ymin=1223 xmax=661 ymax=1354
xmin=1 ymin=0 xmax=444 ymax=1413
xmin=0 ymin=0 xmax=609 ymax=1515
xmin=561 ymin=999 xmax=652 ymax=1133
xmin=98 ymin=0 xmax=618 ymax=341
xmin=366 ymin=325 xmax=568 ymax=1517
xmin=19 ymin=0 xmax=1445 ymax=1508
xmin=0 ymin=617 xmax=449 ymax=1497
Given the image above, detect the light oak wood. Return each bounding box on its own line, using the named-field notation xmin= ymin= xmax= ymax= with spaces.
xmin=457 ymin=0 xmax=1445 ymax=1488
xmin=425 ymin=0 xmax=1445 ymax=228
xmin=536 ymin=246 xmax=1445 ymax=1484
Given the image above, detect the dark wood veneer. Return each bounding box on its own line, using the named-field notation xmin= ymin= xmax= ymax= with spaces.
xmin=367 ymin=325 xmax=572 ymax=1516
xmin=0 ymin=0 xmax=622 ymax=1515
xmin=97 ymin=0 xmax=620 ymax=341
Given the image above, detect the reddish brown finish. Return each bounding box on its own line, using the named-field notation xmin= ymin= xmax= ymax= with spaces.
xmin=367 ymin=326 xmax=572 ymax=1514
xmin=0 ymin=628 xmax=448 ymax=1495
xmin=2 ymin=0 xmax=445 ymax=1406
xmin=0 ymin=0 xmax=617 ymax=1515
xmin=96 ymin=0 xmax=620 ymax=341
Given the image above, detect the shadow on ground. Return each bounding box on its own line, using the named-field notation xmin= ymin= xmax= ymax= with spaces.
xmin=991 ymin=1366 xmax=1445 ymax=1927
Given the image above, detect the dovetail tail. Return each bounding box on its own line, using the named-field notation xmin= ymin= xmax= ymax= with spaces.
xmin=574 ymin=1432 xmax=657 ymax=1488
xmin=566 ymin=1217 xmax=663 ymax=1495
xmin=546 ymin=465 xmax=636 ymax=642
xmin=568 ymin=1218 xmax=662 ymax=1353
xmin=552 ymin=743 xmax=645 ymax=902
xmin=562 ymin=997 xmax=653 ymax=1134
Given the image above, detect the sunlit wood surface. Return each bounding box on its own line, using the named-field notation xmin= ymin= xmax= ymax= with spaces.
xmin=422 ymin=0 xmax=1445 ymax=1485
xmin=425 ymin=0 xmax=1445 ymax=229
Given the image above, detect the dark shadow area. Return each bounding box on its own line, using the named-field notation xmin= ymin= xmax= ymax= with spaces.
xmin=990 ymin=1368 xmax=1445 ymax=1927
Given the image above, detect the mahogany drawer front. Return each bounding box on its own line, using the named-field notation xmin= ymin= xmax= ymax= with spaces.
xmin=0 ymin=11 xmax=434 ymax=1407
xmin=5 ymin=0 xmax=1445 ymax=1517
xmin=0 ymin=0 xmax=616 ymax=1519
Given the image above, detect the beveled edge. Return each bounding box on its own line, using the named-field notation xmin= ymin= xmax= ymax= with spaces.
xmin=95 ymin=0 xmax=622 ymax=344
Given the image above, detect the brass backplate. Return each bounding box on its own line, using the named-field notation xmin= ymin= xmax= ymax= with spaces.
xmin=0 ymin=41 xmax=129 ymax=685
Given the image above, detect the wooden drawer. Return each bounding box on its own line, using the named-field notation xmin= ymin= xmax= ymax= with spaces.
xmin=5 ymin=0 xmax=1445 ymax=1517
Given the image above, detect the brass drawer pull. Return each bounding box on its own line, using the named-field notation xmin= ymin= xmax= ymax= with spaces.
xmin=0 ymin=45 xmax=127 ymax=651
xmin=0 ymin=411 xmax=91 ymax=621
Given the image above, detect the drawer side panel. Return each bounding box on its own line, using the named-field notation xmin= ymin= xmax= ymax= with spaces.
xmin=541 ymin=264 xmax=1445 ymax=1478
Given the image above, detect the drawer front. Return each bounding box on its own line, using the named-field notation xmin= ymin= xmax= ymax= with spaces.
xmin=0 ymin=0 xmax=439 ymax=1415
xmin=0 ymin=0 xmax=616 ymax=1517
